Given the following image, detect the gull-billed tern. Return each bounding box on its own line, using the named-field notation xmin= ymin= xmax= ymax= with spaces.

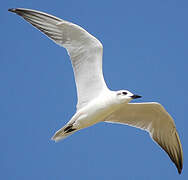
xmin=9 ymin=8 xmax=183 ymax=174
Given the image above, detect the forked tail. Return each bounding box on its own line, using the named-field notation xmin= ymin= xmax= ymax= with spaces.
xmin=51 ymin=124 xmax=77 ymax=142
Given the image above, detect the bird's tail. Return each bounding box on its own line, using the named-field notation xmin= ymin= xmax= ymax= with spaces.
xmin=51 ymin=124 xmax=77 ymax=142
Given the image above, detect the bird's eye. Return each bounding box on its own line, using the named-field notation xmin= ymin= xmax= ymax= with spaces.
xmin=122 ymin=92 xmax=127 ymax=95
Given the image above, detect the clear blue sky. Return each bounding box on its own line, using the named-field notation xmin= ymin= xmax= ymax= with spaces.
xmin=1 ymin=0 xmax=187 ymax=179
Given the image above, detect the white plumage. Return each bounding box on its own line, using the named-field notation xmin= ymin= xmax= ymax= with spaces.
xmin=9 ymin=8 xmax=183 ymax=174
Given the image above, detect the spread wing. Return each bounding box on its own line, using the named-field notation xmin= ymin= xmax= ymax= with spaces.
xmin=105 ymin=102 xmax=183 ymax=174
xmin=9 ymin=8 xmax=108 ymax=110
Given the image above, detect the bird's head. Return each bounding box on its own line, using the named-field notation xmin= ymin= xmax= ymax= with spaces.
xmin=115 ymin=90 xmax=142 ymax=104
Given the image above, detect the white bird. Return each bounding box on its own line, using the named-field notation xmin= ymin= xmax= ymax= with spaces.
xmin=9 ymin=8 xmax=183 ymax=174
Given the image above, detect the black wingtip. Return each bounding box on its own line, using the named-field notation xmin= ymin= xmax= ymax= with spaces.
xmin=8 ymin=8 xmax=17 ymax=13
xmin=8 ymin=8 xmax=24 ymax=16
xmin=178 ymin=167 xmax=182 ymax=174
xmin=177 ymin=162 xmax=183 ymax=174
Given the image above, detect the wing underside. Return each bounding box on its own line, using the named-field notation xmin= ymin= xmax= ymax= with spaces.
xmin=9 ymin=8 xmax=107 ymax=109
xmin=105 ymin=102 xmax=183 ymax=174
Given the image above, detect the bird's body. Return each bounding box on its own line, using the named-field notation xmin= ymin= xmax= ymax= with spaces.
xmin=53 ymin=90 xmax=126 ymax=141
xmin=9 ymin=8 xmax=183 ymax=174
xmin=72 ymin=91 xmax=116 ymax=129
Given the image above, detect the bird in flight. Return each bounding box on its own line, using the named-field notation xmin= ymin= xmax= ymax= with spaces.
xmin=9 ymin=8 xmax=183 ymax=174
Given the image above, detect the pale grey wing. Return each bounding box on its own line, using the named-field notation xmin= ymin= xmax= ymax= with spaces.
xmin=105 ymin=102 xmax=183 ymax=174
xmin=9 ymin=8 xmax=107 ymax=110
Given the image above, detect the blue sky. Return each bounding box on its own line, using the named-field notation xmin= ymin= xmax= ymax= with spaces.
xmin=1 ymin=0 xmax=188 ymax=179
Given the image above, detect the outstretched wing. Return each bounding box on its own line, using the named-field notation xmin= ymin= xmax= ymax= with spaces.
xmin=9 ymin=8 xmax=108 ymax=110
xmin=105 ymin=102 xmax=183 ymax=174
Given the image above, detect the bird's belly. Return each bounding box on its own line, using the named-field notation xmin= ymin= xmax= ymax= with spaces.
xmin=76 ymin=103 xmax=118 ymax=129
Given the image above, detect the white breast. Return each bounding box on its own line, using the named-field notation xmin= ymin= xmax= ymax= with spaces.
xmin=75 ymin=92 xmax=120 ymax=129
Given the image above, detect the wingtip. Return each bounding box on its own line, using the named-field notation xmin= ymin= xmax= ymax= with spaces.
xmin=177 ymin=159 xmax=183 ymax=174
xmin=175 ymin=131 xmax=183 ymax=175
xmin=173 ymin=147 xmax=183 ymax=174
xmin=8 ymin=8 xmax=17 ymax=13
